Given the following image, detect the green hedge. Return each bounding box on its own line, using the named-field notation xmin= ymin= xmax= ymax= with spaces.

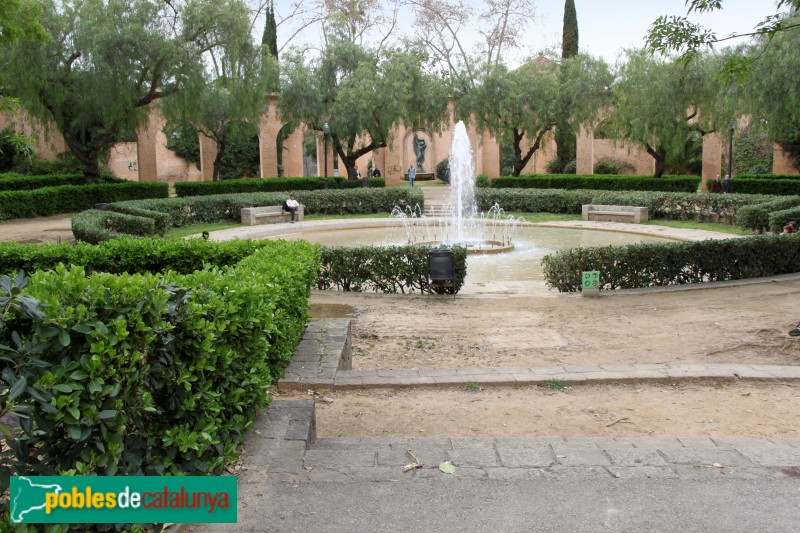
xmin=732 ymin=178 xmax=800 ymax=196
xmin=542 ymin=234 xmax=800 ymax=292
xmin=0 ymin=237 xmax=271 ymax=275
xmin=769 ymin=206 xmax=800 ymax=233
xmin=491 ymin=174 xmax=701 ymax=193
xmin=737 ymin=173 xmax=800 ymax=180
xmin=175 ymin=176 xmax=385 ymax=197
xmin=71 ymin=188 xmax=423 ymax=242
xmin=0 ymin=172 xmax=122 ymax=191
xmin=1 ymin=239 xmax=319 ymax=482
xmin=0 ymin=182 xmax=168 ymax=220
xmin=476 ymin=188 xmax=776 ymax=221
xmin=737 ymin=197 xmax=800 ymax=232
xmin=318 ymin=245 xmax=467 ymax=294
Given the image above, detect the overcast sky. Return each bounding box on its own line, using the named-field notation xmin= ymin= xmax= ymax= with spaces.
xmin=266 ymin=0 xmax=782 ymax=66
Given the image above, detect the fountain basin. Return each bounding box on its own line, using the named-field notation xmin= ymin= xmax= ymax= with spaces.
xmin=417 ymin=240 xmax=514 ymax=254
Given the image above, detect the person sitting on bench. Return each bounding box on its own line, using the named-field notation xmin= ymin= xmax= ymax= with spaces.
xmin=282 ymin=194 xmax=299 ymax=223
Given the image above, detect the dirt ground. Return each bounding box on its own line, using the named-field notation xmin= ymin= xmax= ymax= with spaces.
xmin=301 ymin=282 xmax=800 ymax=438
xmin=4 ymin=215 xmax=800 ymax=439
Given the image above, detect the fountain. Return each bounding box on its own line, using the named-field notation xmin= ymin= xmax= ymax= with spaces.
xmin=389 ymin=121 xmax=522 ymax=254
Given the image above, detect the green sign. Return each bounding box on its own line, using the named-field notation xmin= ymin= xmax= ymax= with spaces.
xmin=9 ymin=476 xmax=237 ymax=524
xmin=582 ymin=271 xmax=600 ymax=290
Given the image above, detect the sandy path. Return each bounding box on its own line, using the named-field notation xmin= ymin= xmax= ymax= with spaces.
xmin=0 ymin=213 xmax=75 ymax=243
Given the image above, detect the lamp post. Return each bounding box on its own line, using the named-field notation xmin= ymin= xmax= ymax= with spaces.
xmin=727 ymin=126 xmax=734 ymax=180
xmin=323 ymin=122 xmax=330 ymax=190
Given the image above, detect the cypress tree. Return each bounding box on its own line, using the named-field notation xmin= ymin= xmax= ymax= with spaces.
xmin=555 ymin=0 xmax=579 ymax=172
xmin=262 ymin=0 xmax=279 ymax=91
xmin=561 ymin=0 xmax=578 ymax=61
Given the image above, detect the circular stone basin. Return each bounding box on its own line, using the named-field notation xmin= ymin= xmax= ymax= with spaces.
xmin=272 ymin=225 xmax=677 ymax=283
xmin=417 ymin=240 xmax=514 ymax=254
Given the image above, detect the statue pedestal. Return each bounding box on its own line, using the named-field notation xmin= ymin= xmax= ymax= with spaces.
xmin=404 ymin=172 xmax=436 ymax=181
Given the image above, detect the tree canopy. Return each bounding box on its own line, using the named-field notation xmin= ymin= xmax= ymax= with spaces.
xmin=0 ymin=0 xmax=251 ymax=181
xmin=279 ymin=32 xmax=449 ymax=179
xmin=604 ymin=50 xmax=726 ymax=177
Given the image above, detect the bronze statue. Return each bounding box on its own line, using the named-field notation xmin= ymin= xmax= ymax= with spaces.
xmin=413 ymin=133 xmax=427 ymax=172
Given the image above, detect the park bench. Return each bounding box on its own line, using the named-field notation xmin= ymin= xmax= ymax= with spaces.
xmin=241 ymin=205 xmax=304 ymax=226
xmin=582 ymin=204 xmax=648 ymax=224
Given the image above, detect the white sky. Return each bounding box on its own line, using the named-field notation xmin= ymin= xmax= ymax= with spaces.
xmin=264 ymin=0 xmax=783 ymax=66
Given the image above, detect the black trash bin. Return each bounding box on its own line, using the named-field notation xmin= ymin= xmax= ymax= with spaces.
xmin=95 ymin=203 xmax=108 ymax=211
xmin=428 ymin=248 xmax=456 ymax=297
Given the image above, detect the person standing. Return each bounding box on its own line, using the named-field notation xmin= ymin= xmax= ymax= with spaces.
xmin=408 ymin=166 xmax=416 ymax=188
xmin=711 ymin=174 xmax=723 ymax=193
xmin=722 ymin=173 xmax=733 ymax=194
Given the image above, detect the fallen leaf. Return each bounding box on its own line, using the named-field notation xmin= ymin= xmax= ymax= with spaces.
xmin=439 ymin=461 xmax=456 ymax=474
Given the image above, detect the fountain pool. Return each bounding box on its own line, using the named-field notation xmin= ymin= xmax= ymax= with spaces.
xmin=273 ymin=224 xmax=677 ymax=283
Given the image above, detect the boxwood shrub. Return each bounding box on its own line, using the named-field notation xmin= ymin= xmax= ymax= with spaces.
xmin=0 ymin=181 xmax=168 ymax=220
xmin=0 ymin=237 xmax=272 ymax=275
xmin=769 ymin=206 xmax=800 ymax=233
xmin=0 ymin=239 xmax=319 ymax=481
xmin=737 ymin=197 xmax=800 ymax=232
xmin=175 ymin=176 xmax=385 ymax=197
xmin=732 ymin=178 xmax=800 ymax=196
xmin=737 ymin=173 xmax=800 ymax=180
xmin=491 ymin=174 xmax=701 ymax=193
xmin=318 ymin=245 xmax=467 ymax=294
xmin=476 ymin=188 xmax=776 ymax=221
xmin=0 ymin=172 xmax=122 ymax=191
xmin=542 ymin=234 xmax=800 ymax=292
xmin=71 ymin=188 xmax=423 ymax=242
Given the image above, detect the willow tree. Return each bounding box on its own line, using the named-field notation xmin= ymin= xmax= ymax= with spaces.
xmin=746 ymin=12 xmax=800 ymax=167
xmin=0 ymin=0 xmax=250 ymax=182
xmin=604 ymin=50 xmax=724 ymax=177
xmin=280 ymin=31 xmax=449 ymax=179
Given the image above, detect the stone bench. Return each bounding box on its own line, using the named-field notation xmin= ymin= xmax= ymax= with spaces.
xmin=582 ymin=204 xmax=648 ymax=224
xmin=241 ymin=205 xmax=304 ymax=226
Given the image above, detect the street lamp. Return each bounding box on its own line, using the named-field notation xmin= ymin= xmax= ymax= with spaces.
xmin=323 ymin=122 xmax=330 ymax=190
xmin=727 ymin=126 xmax=734 ymax=181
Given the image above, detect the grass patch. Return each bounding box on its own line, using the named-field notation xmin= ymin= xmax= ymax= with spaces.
xmin=545 ymin=379 xmax=566 ymax=391
xmin=466 ymin=381 xmax=482 ymax=392
xmin=164 ymin=222 xmax=242 ymax=239
xmin=644 ymin=220 xmax=756 ymax=235
xmin=508 ymin=212 xmax=582 ymax=222
xmin=304 ymin=212 xmax=392 ymax=221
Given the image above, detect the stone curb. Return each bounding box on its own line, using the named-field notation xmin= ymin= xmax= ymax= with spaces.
xmin=279 ymin=319 xmax=800 ymax=391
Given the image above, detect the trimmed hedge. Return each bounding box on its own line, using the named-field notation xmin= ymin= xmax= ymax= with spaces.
xmin=318 ymin=245 xmax=467 ymax=294
xmin=737 ymin=197 xmax=800 ymax=232
xmin=71 ymin=188 xmax=424 ymax=242
xmin=737 ymin=173 xmax=800 ymax=180
xmin=732 ymin=178 xmax=800 ymax=196
xmin=0 ymin=182 xmax=168 ymax=220
xmin=491 ymin=174 xmax=701 ymax=193
xmin=769 ymin=206 xmax=800 ymax=233
xmin=175 ymin=176 xmax=385 ymax=197
xmin=0 ymin=237 xmax=271 ymax=275
xmin=1 ymin=239 xmax=319 ymax=481
xmin=0 ymin=172 xmax=122 ymax=191
xmin=475 ymin=188 xmax=776 ymax=221
xmin=542 ymin=234 xmax=800 ymax=292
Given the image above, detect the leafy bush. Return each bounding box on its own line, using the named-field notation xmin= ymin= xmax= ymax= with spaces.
xmin=0 ymin=237 xmax=272 ymax=276
xmin=769 ymin=206 xmax=800 ymax=233
xmin=542 ymin=234 xmax=800 ymax=292
xmin=436 ymin=158 xmax=450 ymax=184
xmin=733 ymin=178 xmax=800 ymax=196
xmin=175 ymin=177 xmax=385 ymax=197
xmin=563 ymin=159 xmax=577 ymax=174
xmin=475 ymin=188 xmax=776 ymax=222
xmin=318 ymin=245 xmax=466 ymax=294
xmin=0 ymin=240 xmax=319 ymax=483
xmin=11 ymin=152 xmax=84 ymax=175
xmin=737 ymin=174 xmax=800 ymax=180
xmin=475 ymin=174 xmax=490 ymax=188
xmin=491 ymin=174 xmax=701 ymax=193
xmin=72 ymin=188 xmax=423 ymax=241
xmin=737 ymin=197 xmax=800 ymax=232
xmin=0 ymin=182 xmax=168 ymax=220
xmin=0 ymin=172 xmax=122 ymax=191
xmin=70 ymin=209 xmax=156 ymax=244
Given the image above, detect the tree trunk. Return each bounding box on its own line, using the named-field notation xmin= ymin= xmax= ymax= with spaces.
xmin=645 ymin=144 xmax=667 ymax=178
xmin=213 ymin=141 xmax=226 ymax=181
